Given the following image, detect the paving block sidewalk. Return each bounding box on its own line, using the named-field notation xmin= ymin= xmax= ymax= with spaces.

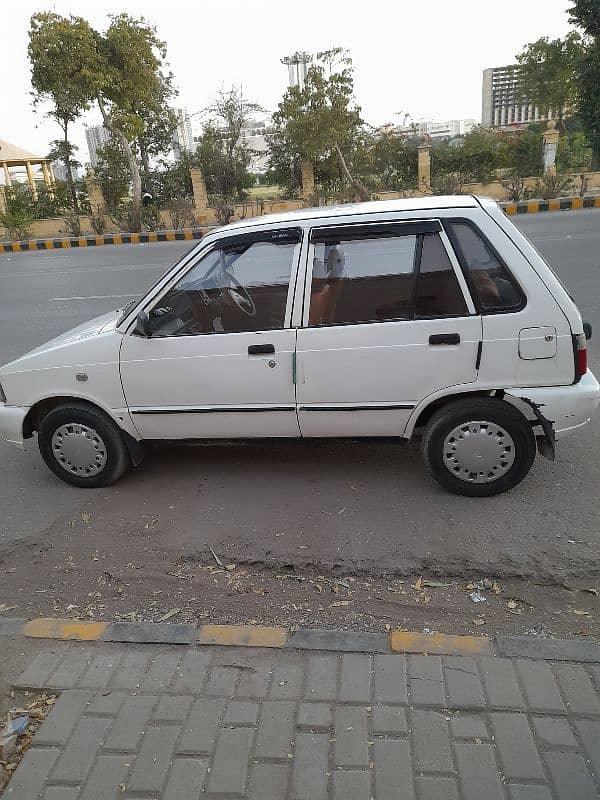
xmin=4 ymin=641 xmax=600 ymax=799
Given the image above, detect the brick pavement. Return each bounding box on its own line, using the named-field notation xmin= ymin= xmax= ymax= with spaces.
xmin=4 ymin=642 xmax=600 ymax=799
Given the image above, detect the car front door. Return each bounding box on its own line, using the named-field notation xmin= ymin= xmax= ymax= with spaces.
xmin=120 ymin=228 xmax=302 ymax=439
xmin=295 ymin=220 xmax=482 ymax=437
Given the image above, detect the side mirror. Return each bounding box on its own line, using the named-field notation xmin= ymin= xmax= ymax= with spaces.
xmin=134 ymin=311 xmax=152 ymax=338
xmin=583 ymin=321 xmax=592 ymax=341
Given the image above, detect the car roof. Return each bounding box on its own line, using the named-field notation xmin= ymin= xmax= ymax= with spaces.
xmin=214 ymin=195 xmax=481 ymax=234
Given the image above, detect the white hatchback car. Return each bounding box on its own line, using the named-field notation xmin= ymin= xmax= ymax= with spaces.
xmin=1 ymin=196 xmax=598 ymax=496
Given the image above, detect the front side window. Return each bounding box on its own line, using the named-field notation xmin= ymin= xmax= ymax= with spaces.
xmin=447 ymin=221 xmax=523 ymax=312
xmin=148 ymin=235 xmax=298 ymax=336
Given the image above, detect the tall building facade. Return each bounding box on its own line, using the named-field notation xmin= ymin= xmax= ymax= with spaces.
xmin=172 ymin=108 xmax=194 ymax=159
xmin=482 ymin=66 xmax=557 ymax=128
xmin=281 ymin=51 xmax=312 ymax=90
xmin=85 ymin=125 xmax=110 ymax=168
xmin=241 ymin=118 xmax=273 ymax=173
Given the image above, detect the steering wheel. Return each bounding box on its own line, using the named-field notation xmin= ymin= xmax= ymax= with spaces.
xmin=223 ymin=272 xmax=256 ymax=318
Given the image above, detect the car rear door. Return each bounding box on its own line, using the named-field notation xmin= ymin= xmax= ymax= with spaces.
xmin=295 ymin=219 xmax=482 ymax=437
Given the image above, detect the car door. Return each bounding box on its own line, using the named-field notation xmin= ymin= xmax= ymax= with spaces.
xmin=295 ymin=219 xmax=483 ymax=437
xmin=120 ymin=228 xmax=302 ymax=439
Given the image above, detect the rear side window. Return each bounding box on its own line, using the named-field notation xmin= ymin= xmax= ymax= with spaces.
xmin=414 ymin=234 xmax=468 ymax=318
xmin=448 ymin=221 xmax=524 ymax=312
xmin=307 ymin=224 xmax=469 ymax=327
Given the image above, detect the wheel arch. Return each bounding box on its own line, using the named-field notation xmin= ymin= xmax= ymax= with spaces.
xmin=406 ymin=389 xmax=499 ymax=437
xmin=406 ymin=386 xmax=545 ymax=438
xmin=23 ymin=396 xmax=143 ymax=465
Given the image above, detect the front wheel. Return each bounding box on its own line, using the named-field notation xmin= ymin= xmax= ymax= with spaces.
xmin=38 ymin=403 xmax=131 ymax=488
xmin=423 ymin=398 xmax=536 ymax=497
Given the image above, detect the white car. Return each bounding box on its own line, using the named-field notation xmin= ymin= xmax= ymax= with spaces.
xmin=0 ymin=196 xmax=598 ymax=496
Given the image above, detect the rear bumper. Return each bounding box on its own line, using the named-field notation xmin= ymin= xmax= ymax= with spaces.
xmin=507 ymin=370 xmax=600 ymax=440
xmin=0 ymin=405 xmax=29 ymax=449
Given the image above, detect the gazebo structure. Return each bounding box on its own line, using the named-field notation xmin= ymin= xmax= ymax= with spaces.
xmin=0 ymin=138 xmax=55 ymax=202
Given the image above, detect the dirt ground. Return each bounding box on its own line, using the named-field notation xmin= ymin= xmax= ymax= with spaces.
xmin=1 ymin=502 xmax=598 ymax=641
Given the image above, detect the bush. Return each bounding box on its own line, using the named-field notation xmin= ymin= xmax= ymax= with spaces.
xmin=531 ymin=173 xmax=574 ymax=199
xmin=0 ymin=207 xmax=34 ymax=241
xmin=166 ymin=198 xmax=197 ymax=229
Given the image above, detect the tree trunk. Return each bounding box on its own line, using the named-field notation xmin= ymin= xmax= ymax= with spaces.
xmin=334 ymin=143 xmax=370 ymax=202
xmin=98 ymin=97 xmax=143 ymax=232
xmin=139 ymin=139 xmax=150 ymax=184
xmin=61 ymin=120 xmax=79 ymax=216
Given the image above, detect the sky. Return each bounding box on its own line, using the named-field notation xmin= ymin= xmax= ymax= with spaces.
xmin=1 ymin=0 xmax=575 ymax=166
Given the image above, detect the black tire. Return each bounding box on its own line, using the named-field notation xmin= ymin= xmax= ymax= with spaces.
xmin=422 ymin=397 xmax=536 ymax=497
xmin=38 ymin=402 xmax=131 ymax=488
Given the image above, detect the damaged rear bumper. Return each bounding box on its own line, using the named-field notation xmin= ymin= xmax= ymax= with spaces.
xmin=506 ymin=370 xmax=600 ymax=456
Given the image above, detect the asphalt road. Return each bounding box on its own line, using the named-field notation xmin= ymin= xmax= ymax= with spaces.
xmin=0 ymin=210 xmax=599 ymax=635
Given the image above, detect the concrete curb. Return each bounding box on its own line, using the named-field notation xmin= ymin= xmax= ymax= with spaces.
xmin=2 ymin=616 xmax=599 ymax=660
xmin=500 ymin=195 xmax=600 ymax=215
xmin=0 ymin=228 xmax=204 ymax=253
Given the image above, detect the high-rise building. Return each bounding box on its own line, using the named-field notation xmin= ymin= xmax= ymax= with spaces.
xmin=51 ymin=160 xmax=80 ymax=182
xmin=172 ymin=109 xmax=194 ymax=159
xmin=85 ymin=125 xmax=111 ymax=168
xmin=417 ymin=119 xmax=477 ymax=139
xmin=241 ymin=118 xmax=273 ymax=173
xmin=281 ymin=51 xmax=312 ymax=90
xmin=482 ymin=65 xmax=558 ymax=128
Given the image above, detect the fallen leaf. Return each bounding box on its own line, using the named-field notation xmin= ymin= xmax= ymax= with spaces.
xmin=81 ymin=512 xmax=91 ymax=523
xmin=224 ymin=564 xmax=236 ymax=571
xmin=422 ymin=580 xmax=451 ymax=588
xmin=491 ymin=582 xmax=502 ymax=595
xmin=572 ymin=609 xmax=591 ymax=616
xmin=472 ymin=616 xmax=486 ymax=626
xmin=331 ymin=600 xmax=351 ymax=607
xmin=157 ymin=607 xmax=182 ymax=622
xmin=412 ymin=576 xmax=423 ymax=591
xmin=507 ymin=599 xmax=518 ymax=610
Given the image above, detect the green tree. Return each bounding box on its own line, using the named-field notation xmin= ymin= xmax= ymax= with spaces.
xmin=94 ymin=137 xmax=131 ymax=212
xmin=28 ymin=12 xmax=101 ymax=218
xmin=503 ymin=125 xmax=544 ymax=177
xmin=28 ymin=12 xmax=176 ymax=232
xmin=569 ymin=1 xmax=600 ymax=169
xmin=364 ymin=132 xmax=418 ymax=192
xmin=194 ymin=87 xmax=259 ymax=223
xmin=270 ymin=48 xmax=370 ymax=201
xmin=516 ymin=33 xmax=583 ymax=130
xmin=94 ymin=14 xmax=176 ymax=231
xmin=557 ymin=129 xmax=592 ymax=171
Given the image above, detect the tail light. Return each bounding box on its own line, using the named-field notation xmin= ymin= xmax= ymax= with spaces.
xmin=574 ymin=332 xmax=587 ymax=382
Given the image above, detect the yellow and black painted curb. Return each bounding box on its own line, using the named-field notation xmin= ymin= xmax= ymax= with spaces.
xmin=2 ymin=616 xmax=599 ymax=660
xmin=0 ymin=228 xmax=203 ymax=254
xmin=501 ymin=195 xmax=600 ymax=215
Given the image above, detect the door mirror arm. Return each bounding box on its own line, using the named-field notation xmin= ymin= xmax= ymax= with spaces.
xmin=134 ymin=311 xmax=152 ymax=338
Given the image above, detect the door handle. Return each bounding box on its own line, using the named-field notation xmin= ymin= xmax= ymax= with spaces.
xmin=429 ymin=333 xmax=460 ymax=345
xmin=248 ymin=343 xmax=275 ymax=355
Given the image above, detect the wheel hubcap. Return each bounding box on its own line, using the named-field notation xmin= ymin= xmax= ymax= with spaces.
xmin=51 ymin=423 xmax=107 ymax=477
xmin=443 ymin=420 xmax=516 ymax=483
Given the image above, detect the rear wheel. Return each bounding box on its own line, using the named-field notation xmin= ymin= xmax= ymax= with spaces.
xmin=38 ymin=403 xmax=131 ymax=488
xmin=423 ymin=398 xmax=536 ymax=497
